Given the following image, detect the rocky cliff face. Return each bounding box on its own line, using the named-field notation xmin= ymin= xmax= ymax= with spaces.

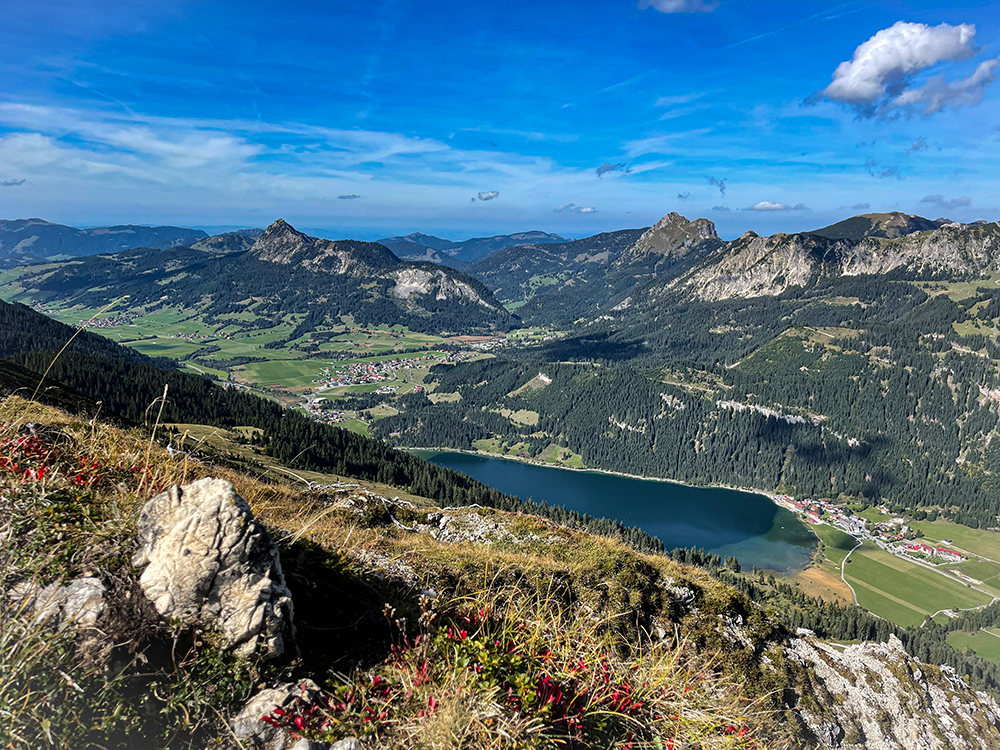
xmin=613 ymin=211 xmax=720 ymax=271
xmin=785 ymin=633 xmax=1000 ymax=749
xmin=667 ymin=219 xmax=1000 ymax=302
xmin=250 ymin=219 xmax=400 ymax=275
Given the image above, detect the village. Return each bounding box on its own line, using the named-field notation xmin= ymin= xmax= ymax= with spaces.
xmin=775 ymin=495 xmax=966 ymax=564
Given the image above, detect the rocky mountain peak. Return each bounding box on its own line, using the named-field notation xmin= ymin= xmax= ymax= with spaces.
xmin=250 ymin=219 xmax=399 ymax=272
xmin=614 ymin=212 xmax=721 ymax=270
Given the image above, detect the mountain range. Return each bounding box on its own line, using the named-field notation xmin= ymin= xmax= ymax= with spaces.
xmin=0 ymin=218 xmax=209 ymax=269
xmin=377 ymin=229 xmax=565 ymax=266
xmin=3 ymin=218 xmax=514 ymax=334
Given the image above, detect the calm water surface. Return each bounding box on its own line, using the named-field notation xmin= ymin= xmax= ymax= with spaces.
xmin=417 ymin=451 xmax=816 ymax=573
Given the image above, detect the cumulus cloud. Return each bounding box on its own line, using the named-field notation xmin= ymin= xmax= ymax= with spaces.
xmin=338 ymin=194 xmax=361 ymax=199
xmin=706 ymin=175 xmax=726 ymax=196
xmin=677 ymin=191 xmax=691 ymax=199
xmin=921 ymin=194 xmax=971 ymax=210
xmin=0 ymin=178 xmax=25 ymax=187
xmin=596 ymin=162 xmax=631 ymax=178
xmin=813 ymin=21 xmax=999 ymax=117
xmin=746 ymin=201 xmax=810 ymax=212
xmin=711 ymin=205 xmax=730 ymax=211
xmin=474 ymin=191 xmax=499 ymax=201
xmin=639 ymin=0 xmax=718 ymax=13
xmin=907 ymin=136 xmax=929 ymax=153
xmin=556 ymin=203 xmax=598 ymax=213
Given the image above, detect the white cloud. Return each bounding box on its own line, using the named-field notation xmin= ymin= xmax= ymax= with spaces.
xmin=746 ymin=201 xmax=810 ymax=212
xmin=894 ymin=58 xmax=999 ymax=115
xmin=639 ymin=0 xmax=718 ymax=14
xmin=555 ymin=203 xmax=597 ymax=213
xmin=475 ymin=191 xmax=500 ymax=201
xmin=815 ymin=21 xmax=998 ymax=117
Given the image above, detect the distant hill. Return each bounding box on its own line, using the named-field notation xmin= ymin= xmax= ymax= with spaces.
xmin=190 ymin=228 xmax=264 ymax=254
xmin=378 ymin=230 xmax=565 ymax=264
xmin=811 ymin=212 xmax=948 ymax=241
xmin=5 ymin=219 xmax=516 ymax=335
xmin=0 ymin=219 xmax=207 ymax=268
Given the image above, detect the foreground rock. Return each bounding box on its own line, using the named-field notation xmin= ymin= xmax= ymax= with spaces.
xmin=231 ymin=680 xmax=321 ymax=749
xmin=786 ymin=633 xmax=1000 ymax=749
xmin=132 ymin=477 xmax=295 ymax=658
xmin=10 ymin=577 xmax=106 ymax=629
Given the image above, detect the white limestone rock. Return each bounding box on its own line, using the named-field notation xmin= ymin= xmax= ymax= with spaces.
xmin=10 ymin=577 xmax=106 ymax=629
xmin=132 ymin=477 xmax=295 ymax=658
xmin=231 ymin=679 xmax=321 ymax=749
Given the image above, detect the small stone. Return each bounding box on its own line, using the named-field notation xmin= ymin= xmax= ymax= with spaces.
xmin=291 ymin=741 xmax=329 ymax=750
xmin=330 ymin=739 xmax=364 ymax=750
xmin=232 ymin=680 xmax=321 ymax=749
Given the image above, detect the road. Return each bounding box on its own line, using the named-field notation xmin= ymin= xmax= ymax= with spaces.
xmin=841 ymin=538 xmax=862 ymax=605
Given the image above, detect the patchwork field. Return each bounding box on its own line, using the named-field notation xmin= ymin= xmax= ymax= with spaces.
xmin=843 ymin=543 xmax=992 ymax=628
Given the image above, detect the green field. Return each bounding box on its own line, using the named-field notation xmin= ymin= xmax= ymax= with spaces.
xmin=947 ymin=628 xmax=1000 ymax=664
xmin=810 ymin=523 xmax=857 ymax=566
xmin=843 ymin=543 xmax=992 ymax=627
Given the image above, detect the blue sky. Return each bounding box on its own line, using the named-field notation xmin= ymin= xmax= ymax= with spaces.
xmin=1 ymin=0 xmax=998 ymax=240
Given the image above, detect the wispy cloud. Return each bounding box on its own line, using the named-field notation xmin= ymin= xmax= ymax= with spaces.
xmin=555 ymin=203 xmax=597 ymax=213
xmin=921 ymin=194 xmax=971 ymax=211
xmin=906 ymin=136 xmax=929 ymax=154
xmin=677 ymin=191 xmax=691 ymax=199
xmin=0 ymin=178 xmax=25 ymax=187
xmin=639 ymin=0 xmax=718 ymax=14
xmin=711 ymin=205 xmax=730 ymax=211
xmin=474 ymin=191 xmax=500 ymax=201
xmin=706 ymin=175 xmax=726 ymax=196
xmin=812 ymin=21 xmax=999 ymax=117
xmin=338 ymin=194 xmax=362 ymax=199
xmin=865 ymin=157 xmax=901 ymax=179
xmin=596 ymin=162 xmax=630 ymax=178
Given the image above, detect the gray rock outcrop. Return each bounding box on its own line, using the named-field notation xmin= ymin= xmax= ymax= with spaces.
xmin=784 ymin=634 xmax=1000 ymax=749
xmin=132 ymin=477 xmax=295 ymax=658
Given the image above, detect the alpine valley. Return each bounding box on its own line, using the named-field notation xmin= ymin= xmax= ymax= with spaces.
xmin=7 ymin=209 xmax=1000 ymax=749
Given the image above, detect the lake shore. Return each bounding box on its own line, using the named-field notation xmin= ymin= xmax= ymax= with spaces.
xmin=405 ymin=445 xmax=797 ymax=513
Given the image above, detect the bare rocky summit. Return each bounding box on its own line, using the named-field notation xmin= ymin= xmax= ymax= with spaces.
xmin=664 ymin=216 xmax=1000 ymax=302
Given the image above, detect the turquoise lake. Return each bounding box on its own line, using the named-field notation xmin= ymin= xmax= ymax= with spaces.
xmin=417 ymin=451 xmax=817 ymax=573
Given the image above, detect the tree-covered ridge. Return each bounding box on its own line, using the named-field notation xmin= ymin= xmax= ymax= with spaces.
xmin=373 ymin=303 xmax=1000 ymax=528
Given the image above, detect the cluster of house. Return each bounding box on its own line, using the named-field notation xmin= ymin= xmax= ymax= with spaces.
xmin=80 ymin=313 xmax=137 ymax=329
xmin=312 ymin=354 xmax=440 ymax=389
xmin=468 ymin=337 xmax=508 ymax=352
xmin=776 ymin=495 xmax=967 ymax=564
xmin=901 ymin=543 xmax=964 ymax=562
xmin=779 ymin=496 xmax=866 ymax=536
xmin=302 ymin=398 xmax=361 ymax=426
